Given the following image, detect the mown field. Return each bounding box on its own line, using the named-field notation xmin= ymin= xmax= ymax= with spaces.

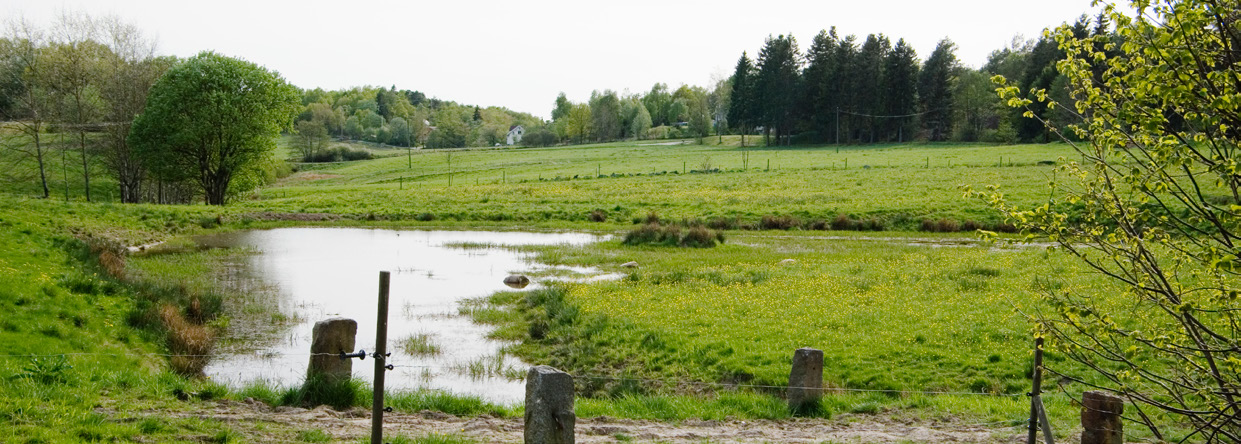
xmin=0 ymin=137 xmax=1176 ymax=442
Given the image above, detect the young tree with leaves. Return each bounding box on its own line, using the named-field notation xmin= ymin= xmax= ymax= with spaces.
xmin=977 ymin=1 xmax=1241 ymax=439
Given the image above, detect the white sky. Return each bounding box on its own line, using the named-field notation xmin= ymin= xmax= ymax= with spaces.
xmin=6 ymin=0 xmax=1099 ymax=119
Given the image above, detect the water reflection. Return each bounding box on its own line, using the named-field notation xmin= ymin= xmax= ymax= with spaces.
xmin=201 ymin=228 xmax=603 ymax=404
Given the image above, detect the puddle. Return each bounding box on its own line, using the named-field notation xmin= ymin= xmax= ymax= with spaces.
xmin=200 ymin=228 xmax=605 ymax=403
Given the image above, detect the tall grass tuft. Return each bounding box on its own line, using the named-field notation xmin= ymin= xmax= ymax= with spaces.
xmin=159 ymin=304 xmax=214 ymax=376
xmin=281 ymin=375 xmax=367 ymax=410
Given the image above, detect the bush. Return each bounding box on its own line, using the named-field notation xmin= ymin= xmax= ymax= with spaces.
xmin=623 ymin=222 xmax=722 ymax=248
xmin=588 ymin=209 xmax=607 ymax=222
xmin=759 ymin=214 xmax=800 ymax=230
xmin=521 ymin=128 xmax=559 ymax=147
xmin=920 ymin=218 xmax=961 ymax=233
xmin=302 ymin=146 xmax=373 ymax=163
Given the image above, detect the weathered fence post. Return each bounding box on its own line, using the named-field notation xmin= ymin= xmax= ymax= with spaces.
xmin=371 ymin=271 xmax=392 ymax=444
xmin=1081 ymin=391 xmax=1123 ymax=444
xmin=307 ymin=318 xmax=357 ymax=384
xmin=788 ymin=347 xmax=824 ymax=412
xmin=525 ymin=365 xmax=575 ymax=444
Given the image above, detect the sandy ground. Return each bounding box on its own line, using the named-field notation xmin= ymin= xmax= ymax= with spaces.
xmin=120 ymin=399 xmax=1037 ymax=443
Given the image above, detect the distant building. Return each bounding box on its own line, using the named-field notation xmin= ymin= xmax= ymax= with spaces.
xmin=506 ymin=125 xmax=525 ymax=146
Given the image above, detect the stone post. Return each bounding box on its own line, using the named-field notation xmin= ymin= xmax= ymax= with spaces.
xmin=525 ymin=365 xmax=575 ymax=444
xmin=307 ymin=318 xmax=357 ymax=384
xmin=788 ymin=347 xmax=824 ymax=412
xmin=1081 ymin=391 xmax=1124 ymax=444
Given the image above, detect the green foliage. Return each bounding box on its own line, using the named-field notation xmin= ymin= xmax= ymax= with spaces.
xmin=979 ymin=1 xmax=1241 ymax=439
xmin=129 ymin=51 xmax=300 ymax=205
xmin=919 ymin=39 xmax=957 ymax=141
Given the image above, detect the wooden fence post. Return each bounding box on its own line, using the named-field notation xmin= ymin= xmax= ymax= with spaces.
xmin=1081 ymin=391 xmax=1123 ymax=444
xmin=788 ymin=347 xmax=824 ymax=412
xmin=307 ymin=318 xmax=357 ymax=384
xmin=525 ymin=365 xmax=575 ymax=444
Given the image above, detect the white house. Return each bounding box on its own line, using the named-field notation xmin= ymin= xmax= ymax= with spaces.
xmin=506 ymin=125 xmax=525 ymax=146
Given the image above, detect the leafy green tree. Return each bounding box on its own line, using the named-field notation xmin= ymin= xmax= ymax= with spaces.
xmin=551 ymin=92 xmax=571 ymax=121
xmin=387 ymin=116 xmax=411 ymax=147
xmin=918 ymin=38 xmax=956 ymax=141
xmin=589 ymin=90 xmax=621 ymax=141
xmin=630 ymin=100 xmax=652 ymax=140
xmin=564 ymin=103 xmax=592 ymax=144
xmin=952 ymin=68 xmax=998 ymax=142
xmin=681 ymin=86 xmax=711 ymax=142
xmin=643 ymin=83 xmax=672 ymax=127
xmin=294 ymin=119 xmax=329 ymax=160
xmin=129 ymin=51 xmax=299 ymax=205
xmin=754 ymin=34 xmax=801 ymax=145
xmin=979 ymin=1 xmax=1241 ymax=439
xmin=426 ymin=106 xmax=468 ymax=148
xmin=728 ymin=52 xmax=756 ymax=146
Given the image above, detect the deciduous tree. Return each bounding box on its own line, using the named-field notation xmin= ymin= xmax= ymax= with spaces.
xmin=979 ymin=1 xmax=1241 ymax=439
xmin=129 ymin=51 xmax=299 ymax=205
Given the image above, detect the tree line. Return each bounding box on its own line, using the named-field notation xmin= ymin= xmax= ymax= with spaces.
xmin=551 ymin=16 xmax=1113 ymax=147
xmin=292 ymin=85 xmax=544 ymax=161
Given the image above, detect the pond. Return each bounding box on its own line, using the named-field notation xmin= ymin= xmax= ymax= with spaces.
xmin=199 ymin=228 xmax=606 ymax=404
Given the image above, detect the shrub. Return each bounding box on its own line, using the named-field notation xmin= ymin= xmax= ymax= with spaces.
xmin=588 ymin=209 xmax=607 ymax=222
xmin=830 ymin=214 xmax=855 ymax=231
xmin=302 ymin=147 xmax=373 ymax=163
xmin=920 ymin=218 xmax=960 ymax=233
xmin=759 ymin=214 xmax=800 ymax=230
xmin=707 ymin=217 xmax=739 ymax=230
xmin=623 ymin=222 xmax=722 ymax=248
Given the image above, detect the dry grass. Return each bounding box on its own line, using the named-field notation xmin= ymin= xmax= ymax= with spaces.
xmin=160 ymin=304 xmax=214 ymax=376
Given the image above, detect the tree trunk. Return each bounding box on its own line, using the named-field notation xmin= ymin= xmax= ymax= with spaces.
xmin=78 ymin=131 xmax=91 ymax=202
xmin=33 ymin=128 xmax=49 ymax=199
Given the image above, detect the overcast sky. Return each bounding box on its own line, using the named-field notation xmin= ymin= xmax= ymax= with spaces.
xmin=6 ymin=0 xmax=1099 ymax=119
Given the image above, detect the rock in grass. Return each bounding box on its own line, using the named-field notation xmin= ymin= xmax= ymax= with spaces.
xmin=504 ymin=275 xmax=531 ymax=289
xmin=778 ymin=259 xmax=797 ymax=266
xmin=621 ymin=261 xmax=639 ymax=268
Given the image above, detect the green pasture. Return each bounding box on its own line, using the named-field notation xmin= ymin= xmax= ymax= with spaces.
xmin=243 ymin=137 xmax=1073 ymax=229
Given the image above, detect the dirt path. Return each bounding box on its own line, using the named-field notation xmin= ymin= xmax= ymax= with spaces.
xmin=125 ymin=400 xmax=1033 ymax=443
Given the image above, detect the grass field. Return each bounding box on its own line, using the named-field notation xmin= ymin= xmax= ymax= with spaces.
xmin=0 ymin=135 xmax=1176 ymax=442
xmin=240 ymin=137 xmax=1073 ymax=230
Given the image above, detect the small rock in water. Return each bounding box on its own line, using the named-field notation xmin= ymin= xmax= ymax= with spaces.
xmin=621 ymin=261 xmax=639 ymax=268
xmin=778 ymin=259 xmax=797 ymax=266
xmin=503 ymin=275 xmax=531 ymax=289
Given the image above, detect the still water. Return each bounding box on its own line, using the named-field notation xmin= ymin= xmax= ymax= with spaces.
xmin=200 ymin=228 xmax=604 ymax=404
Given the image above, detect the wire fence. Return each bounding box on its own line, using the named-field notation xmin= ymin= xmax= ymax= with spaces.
xmin=3 ymin=350 xmax=1023 ymax=398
